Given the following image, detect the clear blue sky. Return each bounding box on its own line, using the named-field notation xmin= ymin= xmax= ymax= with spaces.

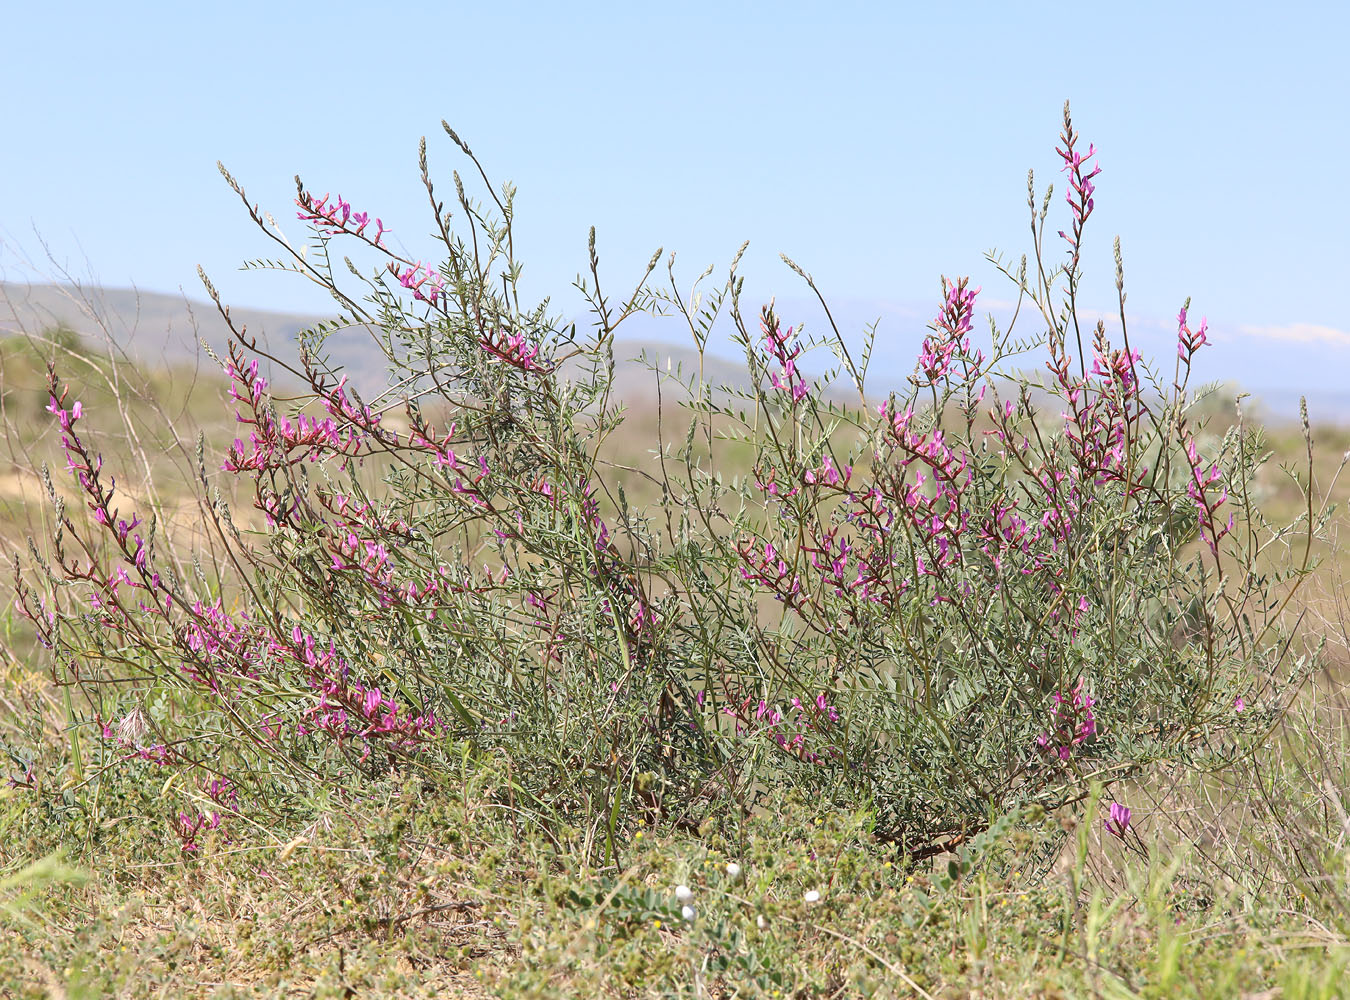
xmin=3 ymin=0 xmax=1347 ymax=400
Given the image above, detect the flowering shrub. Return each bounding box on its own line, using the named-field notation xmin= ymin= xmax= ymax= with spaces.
xmin=12 ymin=104 xmax=1324 ymax=860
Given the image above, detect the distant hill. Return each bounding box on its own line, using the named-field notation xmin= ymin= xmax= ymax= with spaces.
xmin=3 ymin=282 xmax=1343 ymax=425
xmin=0 ymin=281 xmax=765 ymax=406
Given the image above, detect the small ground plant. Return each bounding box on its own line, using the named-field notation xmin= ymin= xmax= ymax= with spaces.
xmin=9 ymin=103 xmax=1326 ymax=873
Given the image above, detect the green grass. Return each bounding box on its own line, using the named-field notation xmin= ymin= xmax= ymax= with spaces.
xmin=3 ymin=743 xmax=1350 ymax=998
xmin=6 ymin=327 xmax=1350 ymax=997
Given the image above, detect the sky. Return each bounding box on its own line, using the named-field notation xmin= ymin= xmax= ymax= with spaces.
xmin=3 ymin=0 xmax=1348 ymax=409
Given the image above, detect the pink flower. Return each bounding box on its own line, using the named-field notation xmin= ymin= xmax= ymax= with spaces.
xmin=761 ymin=310 xmax=813 ymax=404
xmin=915 ymin=277 xmax=982 ymax=386
xmin=1104 ymin=801 xmax=1131 ymax=838
xmin=1177 ymin=308 xmax=1209 ymax=359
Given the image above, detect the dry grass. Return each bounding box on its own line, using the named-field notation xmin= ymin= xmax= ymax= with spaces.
xmin=5 ymin=326 xmax=1350 ymax=996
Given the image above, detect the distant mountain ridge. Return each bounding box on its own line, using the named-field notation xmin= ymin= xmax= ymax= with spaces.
xmin=3 ymin=282 xmax=1344 ymax=424
xmin=0 ymin=281 xmax=762 ymax=406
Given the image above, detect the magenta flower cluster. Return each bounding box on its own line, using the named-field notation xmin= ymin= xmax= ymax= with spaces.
xmin=1056 ymin=115 xmax=1100 ymax=274
xmin=915 ymin=277 xmax=983 ymax=388
xmin=1185 ymin=434 xmax=1234 ymax=555
xmin=479 ymin=327 xmax=548 ymax=372
xmin=296 ymin=188 xmax=389 ymax=246
xmin=1177 ymin=305 xmax=1209 ymax=361
xmin=761 ymin=311 xmax=812 ymax=404
xmin=1035 ymin=679 xmax=1097 ymax=761
xmin=20 ymin=366 xmax=456 ymax=851
xmin=391 ymin=260 xmax=446 ymax=304
xmin=720 ymin=690 xmax=842 ymax=765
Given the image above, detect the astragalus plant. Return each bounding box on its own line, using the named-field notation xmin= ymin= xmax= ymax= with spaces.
xmin=12 ymin=103 xmax=1323 ymax=862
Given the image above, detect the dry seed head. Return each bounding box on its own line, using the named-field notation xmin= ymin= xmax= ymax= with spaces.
xmin=441 ymin=121 xmax=471 ymax=155
xmin=118 ymin=705 xmax=150 ymax=747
